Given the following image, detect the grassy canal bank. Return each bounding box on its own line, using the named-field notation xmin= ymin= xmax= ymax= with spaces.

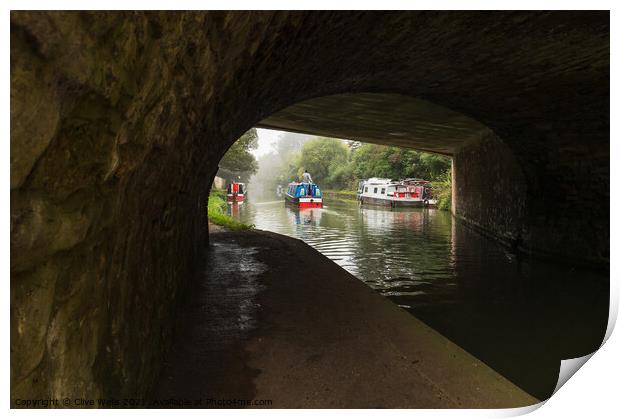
xmin=208 ymin=189 xmax=254 ymax=230
xmin=322 ymin=189 xmax=358 ymax=201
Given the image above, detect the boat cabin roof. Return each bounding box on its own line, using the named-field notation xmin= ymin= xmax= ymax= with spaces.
xmin=288 ymin=181 xmax=318 ymax=186
xmin=361 ymin=177 xmax=432 ymax=186
xmin=365 ymin=177 xmax=398 ymax=185
xmin=402 ymin=178 xmax=430 ymax=185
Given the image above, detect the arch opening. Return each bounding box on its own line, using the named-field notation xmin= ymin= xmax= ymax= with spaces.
xmin=202 ymin=99 xmax=607 ymax=400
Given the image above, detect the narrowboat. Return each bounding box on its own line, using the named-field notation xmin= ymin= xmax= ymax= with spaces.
xmin=285 ymin=182 xmax=323 ymax=208
xmin=358 ymin=177 xmax=436 ymax=207
xmin=226 ymin=182 xmax=246 ymax=203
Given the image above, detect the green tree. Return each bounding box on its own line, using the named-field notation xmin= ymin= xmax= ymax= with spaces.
xmin=218 ymin=128 xmax=259 ymax=182
xmin=352 ymin=144 xmax=394 ymax=179
xmin=296 ymin=137 xmax=350 ymax=188
xmin=351 ymin=144 xmax=450 ymax=181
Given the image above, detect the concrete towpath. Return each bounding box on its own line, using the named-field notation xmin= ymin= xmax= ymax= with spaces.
xmin=152 ymin=227 xmax=538 ymax=408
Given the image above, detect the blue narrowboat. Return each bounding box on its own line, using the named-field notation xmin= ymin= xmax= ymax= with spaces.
xmin=285 ymin=182 xmax=323 ymax=208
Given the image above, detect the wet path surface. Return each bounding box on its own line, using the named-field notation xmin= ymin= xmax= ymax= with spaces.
xmin=231 ymin=198 xmax=609 ymax=399
xmin=152 ymin=241 xmax=266 ymax=405
xmin=153 ymin=229 xmax=537 ymax=408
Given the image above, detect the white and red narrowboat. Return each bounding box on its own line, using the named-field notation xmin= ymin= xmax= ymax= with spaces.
xmin=226 ymin=182 xmax=246 ymax=203
xmin=403 ymin=178 xmax=437 ymax=207
xmin=358 ymin=177 xmax=436 ymax=208
xmin=285 ymin=182 xmax=323 ymax=208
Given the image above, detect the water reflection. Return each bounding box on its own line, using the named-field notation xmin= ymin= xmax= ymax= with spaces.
xmin=233 ymin=198 xmax=609 ymax=400
xmin=226 ymin=201 xmax=244 ymax=219
xmin=288 ymin=206 xmax=322 ymax=226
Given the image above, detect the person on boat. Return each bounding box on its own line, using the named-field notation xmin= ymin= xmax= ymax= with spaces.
xmin=301 ymin=169 xmax=313 ymax=184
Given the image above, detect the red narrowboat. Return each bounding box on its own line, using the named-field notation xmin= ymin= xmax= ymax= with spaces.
xmin=227 ymin=182 xmax=246 ymax=203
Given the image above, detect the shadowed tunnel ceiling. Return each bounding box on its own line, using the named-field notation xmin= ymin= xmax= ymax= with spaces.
xmin=258 ymin=93 xmax=492 ymax=155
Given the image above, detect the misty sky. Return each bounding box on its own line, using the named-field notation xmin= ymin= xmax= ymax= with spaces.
xmin=253 ymin=128 xmax=352 ymax=158
xmin=252 ymin=128 xmax=312 ymax=157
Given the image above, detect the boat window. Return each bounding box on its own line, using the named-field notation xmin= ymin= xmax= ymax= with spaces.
xmin=364 ymin=187 xmax=368 ymax=193
xmin=373 ymin=187 xmax=378 ymax=193
xmin=381 ymin=188 xmax=385 ymax=194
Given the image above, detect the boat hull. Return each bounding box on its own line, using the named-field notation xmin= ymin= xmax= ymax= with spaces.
xmin=285 ymin=194 xmax=322 ymax=208
xmin=360 ymin=196 xmax=429 ymax=207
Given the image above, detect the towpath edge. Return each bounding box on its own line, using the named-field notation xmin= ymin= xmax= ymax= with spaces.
xmin=152 ymin=227 xmax=539 ymax=408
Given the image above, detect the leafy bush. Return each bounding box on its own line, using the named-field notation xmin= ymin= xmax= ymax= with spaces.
xmin=432 ymin=170 xmax=452 ymax=211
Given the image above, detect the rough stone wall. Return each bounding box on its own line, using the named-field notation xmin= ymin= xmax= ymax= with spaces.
xmin=11 ymin=11 xmax=608 ymax=402
xmin=453 ymin=134 xmax=527 ymax=250
xmin=11 ymin=12 xmax=220 ymax=402
xmin=454 ymin=131 xmax=609 ymax=264
xmin=518 ymin=133 xmax=610 ymax=264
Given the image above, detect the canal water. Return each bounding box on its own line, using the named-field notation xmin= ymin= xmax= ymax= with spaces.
xmin=228 ymin=198 xmax=609 ymax=400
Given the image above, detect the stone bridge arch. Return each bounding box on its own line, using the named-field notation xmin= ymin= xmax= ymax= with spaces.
xmin=10 ymin=11 xmax=608 ymax=401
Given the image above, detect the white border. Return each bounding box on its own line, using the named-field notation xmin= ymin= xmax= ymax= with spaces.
xmin=4 ymin=2 xmax=617 ymax=418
